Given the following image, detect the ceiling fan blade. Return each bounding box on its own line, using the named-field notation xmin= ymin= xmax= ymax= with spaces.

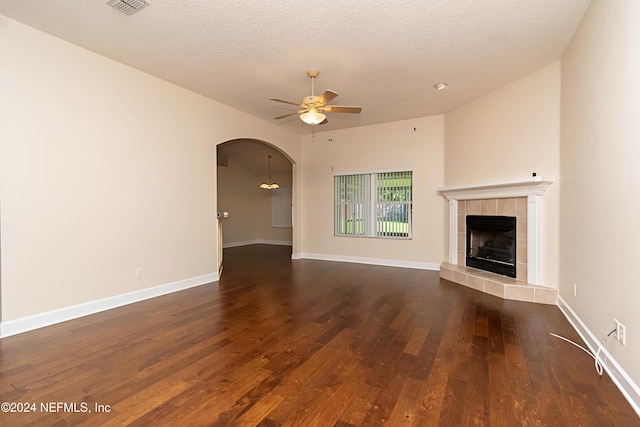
xmin=273 ymin=111 xmax=300 ymax=120
xmin=318 ymin=118 xmax=329 ymax=125
xmin=323 ymin=105 xmax=362 ymax=114
xmin=269 ymin=98 xmax=304 ymax=107
xmin=316 ymin=90 xmax=338 ymax=107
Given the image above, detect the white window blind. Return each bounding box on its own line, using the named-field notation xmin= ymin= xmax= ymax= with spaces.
xmin=271 ymin=185 xmax=292 ymax=228
xmin=334 ymin=170 xmax=412 ymax=239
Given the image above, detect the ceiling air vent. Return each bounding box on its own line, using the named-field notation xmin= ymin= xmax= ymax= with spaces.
xmin=107 ymin=0 xmax=150 ymax=16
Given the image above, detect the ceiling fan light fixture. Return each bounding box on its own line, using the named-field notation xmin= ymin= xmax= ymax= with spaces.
xmin=299 ymin=110 xmax=326 ymax=125
xmin=434 ymin=82 xmax=449 ymax=91
xmin=270 ymin=70 xmax=361 ymax=125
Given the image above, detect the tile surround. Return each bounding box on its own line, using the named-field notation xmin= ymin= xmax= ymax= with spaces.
xmin=457 ymin=197 xmax=527 ymax=281
xmin=438 ymin=177 xmax=556 ymax=304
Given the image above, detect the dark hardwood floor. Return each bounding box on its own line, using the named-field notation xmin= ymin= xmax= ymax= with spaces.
xmin=1 ymin=244 xmax=638 ymax=426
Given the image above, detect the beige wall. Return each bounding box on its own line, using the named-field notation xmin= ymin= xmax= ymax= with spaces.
xmin=256 ymin=185 xmax=293 ymax=244
xmin=257 ymin=169 xmax=293 ymax=244
xmin=561 ymin=0 xmax=640 ymax=384
xmin=217 ymin=161 xmax=261 ymax=245
xmin=4 ymin=5 xmax=639 ymax=394
xmin=217 ymin=158 xmax=292 ymax=246
xmin=299 ymin=116 xmax=445 ymax=266
xmin=0 ymin=16 xmax=300 ymax=321
xmin=444 ymin=63 xmax=561 ymax=288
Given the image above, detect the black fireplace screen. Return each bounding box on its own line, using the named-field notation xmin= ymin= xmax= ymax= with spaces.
xmin=466 ymin=215 xmax=516 ymax=278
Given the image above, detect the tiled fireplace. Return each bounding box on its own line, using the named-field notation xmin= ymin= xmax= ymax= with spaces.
xmin=438 ymin=177 xmax=557 ymax=305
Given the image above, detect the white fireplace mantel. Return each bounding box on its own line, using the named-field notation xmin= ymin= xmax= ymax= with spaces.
xmin=438 ymin=176 xmax=554 ymax=285
xmin=438 ymin=176 xmax=554 ymax=201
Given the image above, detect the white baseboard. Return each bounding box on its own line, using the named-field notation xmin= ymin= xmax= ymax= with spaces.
xmin=557 ymin=296 xmax=640 ymax=417
xmin=223 ymin=239 xmax=292 ymax=248
xmin=223 ymin=240 xmax=257 ymax=248
xmin=296 ymin=252 xmax=440 ymax=271
xmin=0 ymin=272 xmax=219 ymax=339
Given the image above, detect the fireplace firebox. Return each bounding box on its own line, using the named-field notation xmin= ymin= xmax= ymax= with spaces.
xmin=466 ymin=215 xmax=516 ymax=278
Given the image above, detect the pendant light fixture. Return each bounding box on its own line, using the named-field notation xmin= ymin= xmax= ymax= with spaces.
xmin=259 ymin=155 xmax=280 ymax=190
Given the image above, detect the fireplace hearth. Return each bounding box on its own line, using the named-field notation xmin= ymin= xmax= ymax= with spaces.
xmin=466 ymin=215 xmax=516 ymax=278
xmin=438 ymin=177 xmax=555 ymax=303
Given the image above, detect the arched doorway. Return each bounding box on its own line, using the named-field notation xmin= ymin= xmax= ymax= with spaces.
xmin=216 ymin=139 xmax=295 ymax=272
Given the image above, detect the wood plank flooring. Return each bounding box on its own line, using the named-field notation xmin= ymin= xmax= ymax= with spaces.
xmin=0 ymin=244 xmax=638 ymax=426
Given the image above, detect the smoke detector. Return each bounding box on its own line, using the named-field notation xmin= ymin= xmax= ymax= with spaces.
xmin=107 ymin=0 xmax=150 ymax=16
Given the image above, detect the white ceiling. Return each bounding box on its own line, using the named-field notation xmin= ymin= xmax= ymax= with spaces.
xmin=0 ymin=0 xmax=591 ymax=135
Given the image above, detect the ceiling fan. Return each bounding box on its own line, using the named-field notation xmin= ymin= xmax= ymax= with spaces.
xmin=270 ymin=70 xmax=362 ymax=125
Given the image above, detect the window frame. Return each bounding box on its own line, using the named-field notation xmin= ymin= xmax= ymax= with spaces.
xmin=334 ymin=168 xmax=413 ymax=240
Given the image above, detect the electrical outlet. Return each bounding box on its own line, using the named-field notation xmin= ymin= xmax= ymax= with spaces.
xmin=572 ymin=283 xmax=577 ymax=297
xmin=136 ymin=268 xmax=143 ymax=279
xmin=614 ymin=319 xmax=626 ymax=345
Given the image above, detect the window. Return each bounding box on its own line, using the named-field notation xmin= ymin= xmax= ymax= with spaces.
xmin=334 ymin=170 xmax=412 ymax=239
xmin=271 ymin=185 xmax=292 ymax=228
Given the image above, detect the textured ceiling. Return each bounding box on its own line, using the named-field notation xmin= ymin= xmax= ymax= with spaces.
xmin=0 ymin=0 xmax=591 ymax=135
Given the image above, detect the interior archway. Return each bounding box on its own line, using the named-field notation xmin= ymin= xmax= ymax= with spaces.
xmin=216 ymin=138 xmax=295 ymax=271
